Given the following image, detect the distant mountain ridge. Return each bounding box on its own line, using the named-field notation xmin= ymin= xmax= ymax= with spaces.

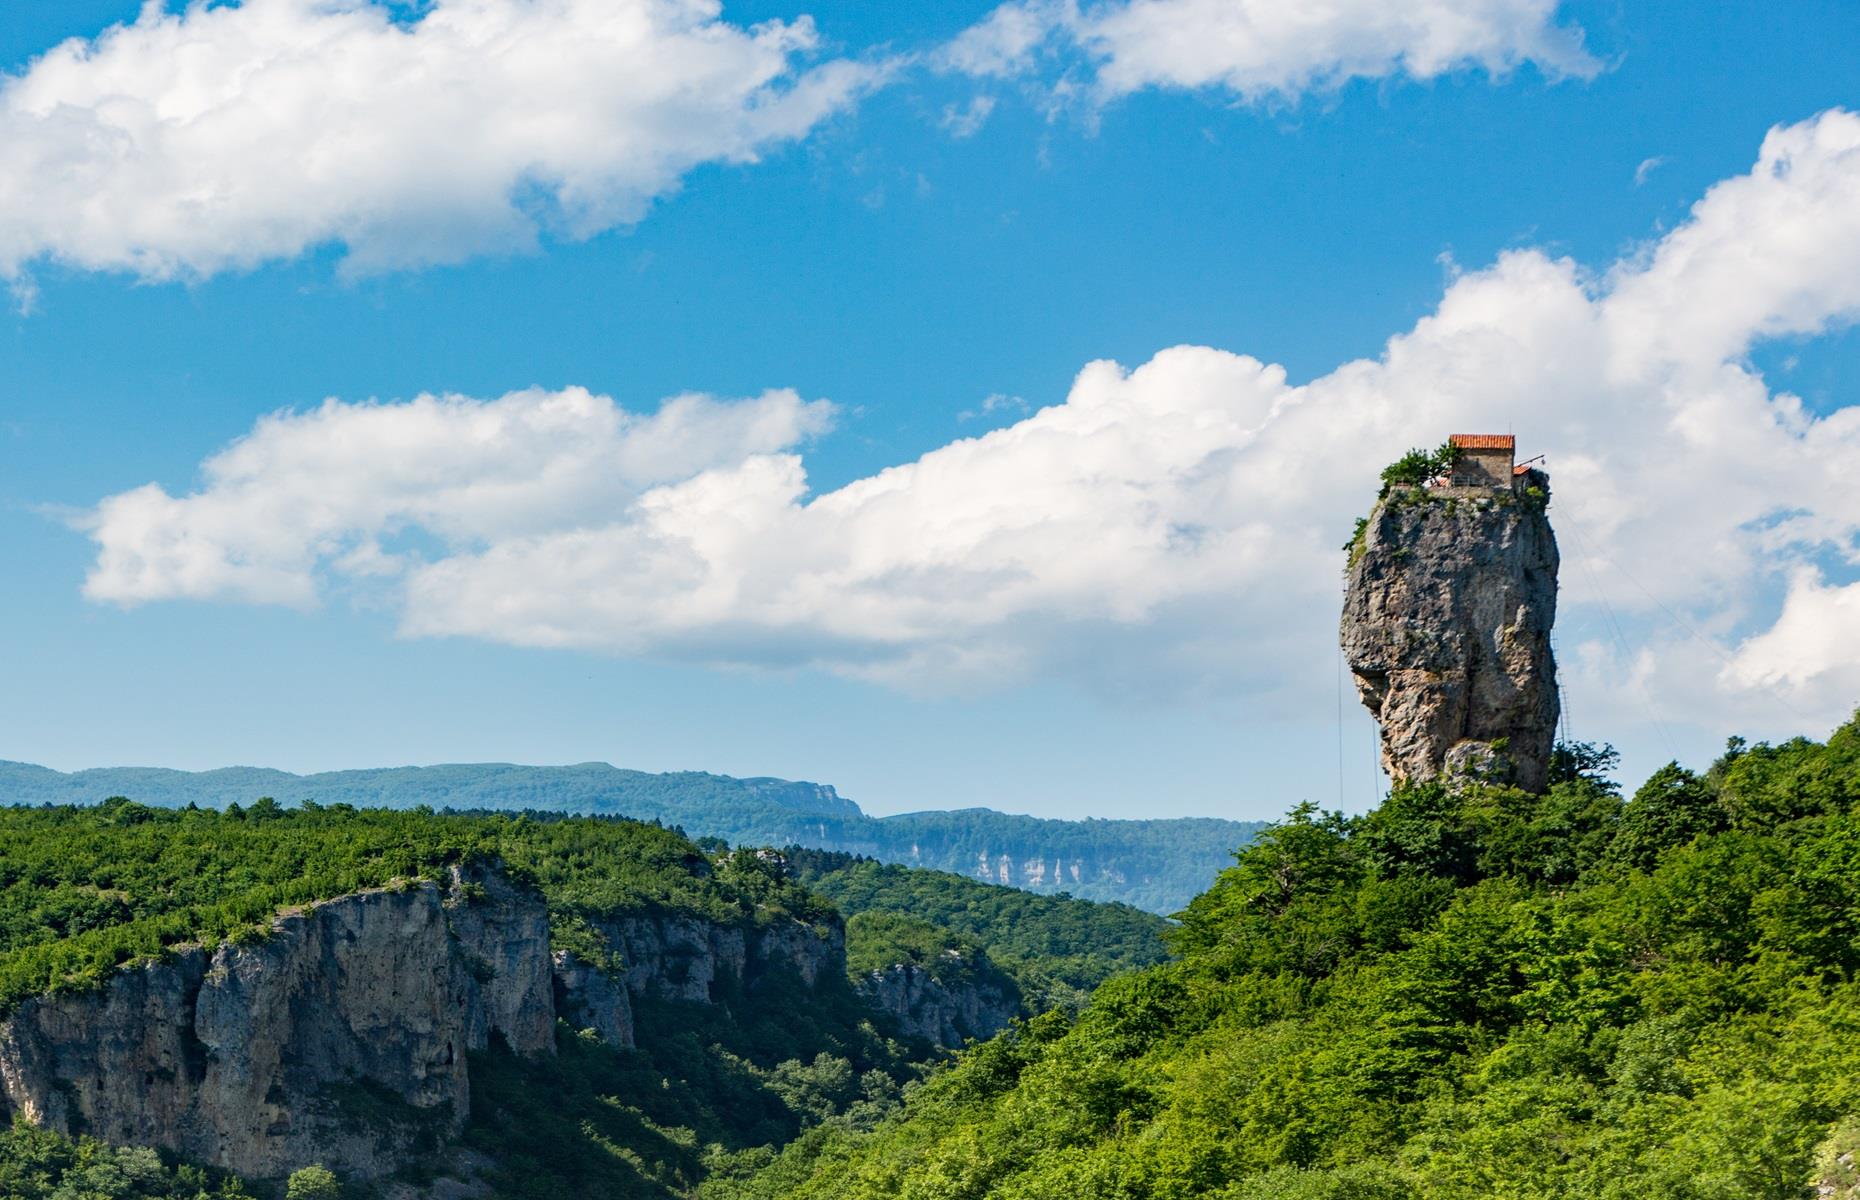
xmin=0 ymin=760 xmax=1261 ymax=913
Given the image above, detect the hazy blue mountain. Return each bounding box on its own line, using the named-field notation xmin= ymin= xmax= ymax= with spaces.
xmin=0 ymin=760 xmax=1260 ymax=913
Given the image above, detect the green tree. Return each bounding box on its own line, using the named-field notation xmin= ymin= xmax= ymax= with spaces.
xmin=1611 ymin=762 xmax=1724 ymax=871
xmin=1378 ymin=441 xmax=1461 ymax=494
xmin=1546 ymin=740 xmax=1621 ymax=789
xmin=284 ymin=1165 xmax=342 ymax=1200
xmin=1359 ymin=782 xmax=1477 ymax=883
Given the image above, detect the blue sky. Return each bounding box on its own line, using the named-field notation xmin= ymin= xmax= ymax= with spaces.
xmin=3 ymin=0 xmax=1860 ymax=821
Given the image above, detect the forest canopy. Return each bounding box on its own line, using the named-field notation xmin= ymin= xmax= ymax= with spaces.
xmin=711 ymin=716 xmax=1860 ymax=1200
xmin=0 ymin=803 xmax=830 ymax=1018
xmin=785 ymin=849 xmax=1171 ymax=1011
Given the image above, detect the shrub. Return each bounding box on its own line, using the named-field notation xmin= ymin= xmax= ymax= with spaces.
xmin=1378 ymin=441 xmax=1462 ymax=495
xmin=284 ymin=1165 xmax=342 ymax=1200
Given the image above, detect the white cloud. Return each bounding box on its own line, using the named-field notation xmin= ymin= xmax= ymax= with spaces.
xmin=1605 ymin=111 xmax=1860 ymax=371
xmin=76 ymin=110 xmax=1860 ymax=741
xmin=940 ymin=95 xmax=998 ymax=139
xmin=957 ymin=392 xmax=1029 ymax=421
xmin=1723 ymin=570 xmax=1860 ymax=715
xmin=80 ymin=386 xmax=835 ymax=607
xmin=0 ymin=0 xmax=881 ymax=283
xmin=0 ymin=0 xmax=1596 ymax=290
xmin=939 ymin=0 xmax=1596 ymax=102
xmin=940 ymin=1 xmax=1066 ymax=80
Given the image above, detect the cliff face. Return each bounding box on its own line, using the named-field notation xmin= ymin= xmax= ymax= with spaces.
xmin=0 ymin=861 xmax=861 ymax=1185
xmin=444 ymin=865 xmax=556 ymax=1056
xmin=593 ymin=912 xmax=843 ymax=1004
xmin=1341 ymin=476 xmax=1560 ymax=792
xmin=552 ymin=951 xmax=635 ymax=1048
xmin=0 ymin=863 xmax=551 ymax=1183
xmin=0 ymin=844 xmax=997 ymax=1187
xmin=964 ymin=850 xmax=1119 ymax=891
xmin=856 ymin=955 xmax=1020 ymax=1048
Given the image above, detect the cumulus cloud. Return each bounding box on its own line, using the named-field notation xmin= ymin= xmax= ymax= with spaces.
xmin=77 ymin=110 xmax=1860 ymax=739
xmin=1605 ymin=112 xmax=1860 ymax=371
xmin=1722 ymin=571 xmax=1860 ymax=715
xmin=80 ymin=387 xmax=835 ymax=607
xmin=939 ymin=0 xmax=1596 ymax=102
xmin=0 ymin=0 xmax=1598 ymax=288
xmin=0 ymin=0 xmax=881 ymax=283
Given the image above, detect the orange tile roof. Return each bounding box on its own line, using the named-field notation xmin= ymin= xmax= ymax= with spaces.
xmin=1449 ymin=434 xmax=1516 ymax=451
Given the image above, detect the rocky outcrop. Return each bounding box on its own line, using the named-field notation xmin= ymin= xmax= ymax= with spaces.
xmin=0 ymin=863 xmax=551 ymax=1184
xmin=444 ymin=864 xmax=556 ymax=1057
xmin=856 ymin=954 xmax=1020 ymax=1048
xmin=595 ymin=913 xmax=842 ymax=1004
xmin=0 ymin=850 xmax=918 ymax=1188
xmin=966 ymin=851 xmax=1123 ymax=890
xmin=551 ymin=952 xmax=634 ymax=1048
xmin=1341 ymin=475 xmax=1560 ymax=792
xmin=752 ymin=917 xmax=843 ymax=988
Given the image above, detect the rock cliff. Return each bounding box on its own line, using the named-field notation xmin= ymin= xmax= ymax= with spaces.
xmin=856 ymin=953 xmax=1020 ymax=1048
xmin=1341 ymin=473 xmax=1560 ymax=791
xmin=0 ymin=863 xmax=551 ymax=1183
xmin=443 ymin=864 xmax=556 ymax=1056
xmin=552 ymin=951 xmax=635 ymax=1048
xmin=591 ymin=911 xmax=843 ymax=1004
xmin=0 ymin=843 xmax=1003 ymax=1187
xmin=965 ymin=850 xmax=1120 ymax=890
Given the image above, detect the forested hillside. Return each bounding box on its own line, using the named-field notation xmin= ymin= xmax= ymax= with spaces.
xmin=712 ymin=720 xmax=1860 ymax=1200
xmin=0 ymin=802 xmax=906 ymax=1197
xmin=787 ymin=849 xmax=1172 ymax=1012
xmin=0 ymin=801 xmax=830 ymax=1012
xmin=0 ymin=762 xmax=1261 ymax=913
xmin=0 ymin=799 xmax=1190 ymax=1197
xmin=18 ymin=720 xmax=1857 ymax=1200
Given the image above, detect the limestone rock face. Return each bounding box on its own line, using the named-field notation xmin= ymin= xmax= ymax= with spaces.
xmin=1341 ymin=476 xmax=1560 ymax=792
xmin=752 ymin=918 xmax=844 ymax=988
xmin=551 ymin=951 xmax=635 ymax=1048
xmin=596 ymin=913 xmax=842 ymax=1005
xmin=963 ymin=850 xmax=1124 ymax=891
xmin=0 ymin=858 xmax=875 ymax=1186
xmin=0 ymin=866 xmax=552 ymax=1184
xmin=446 ymin=863 xmax=557 ymax=1058
xmin=856 ymin=955 xmax=1020 ymax=1049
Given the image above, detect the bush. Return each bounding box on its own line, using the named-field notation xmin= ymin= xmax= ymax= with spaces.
xmin=284 ymin=1165 xmax=342 ymax=1200
xmin=1378 ymin=441 xmax=1461 ymax=494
